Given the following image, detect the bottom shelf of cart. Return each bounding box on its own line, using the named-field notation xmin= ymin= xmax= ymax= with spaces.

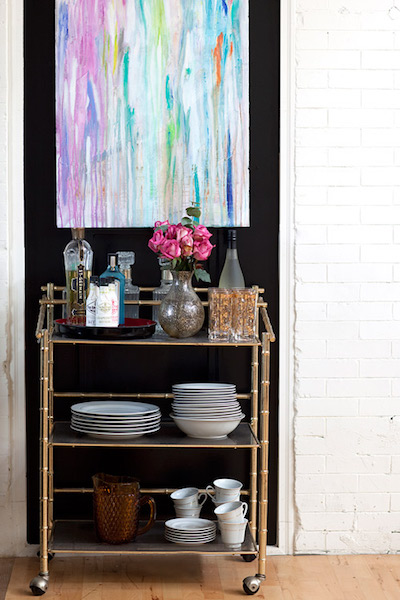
xmin=49 ymin=520 xmax=258 ymax=555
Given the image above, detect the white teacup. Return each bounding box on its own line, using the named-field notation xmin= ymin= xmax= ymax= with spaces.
xmin=214 ymin=501 xmax=248 ymax=523
xmin=175 ymin=505 xmax=202 ymax=518
xmin=170 ymin=487 xmax=206 ymax=508
xmin=206 ymin=478 xmax=243 ymax=504
xmin=219 ymin=519 xmax=248 ymax=549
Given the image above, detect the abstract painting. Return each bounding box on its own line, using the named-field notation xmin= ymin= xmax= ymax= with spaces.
xmin=56 ymin=0 xmax=249 ymax=228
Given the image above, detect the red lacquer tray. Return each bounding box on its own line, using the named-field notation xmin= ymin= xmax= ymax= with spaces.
xmin=54 ymin=318 xmax=156 ymax=340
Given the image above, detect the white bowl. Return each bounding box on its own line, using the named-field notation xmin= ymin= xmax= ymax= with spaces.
xmin=170 ymin=413 xmax=243 ymax=439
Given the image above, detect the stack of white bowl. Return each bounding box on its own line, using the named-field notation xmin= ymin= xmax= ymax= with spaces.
xmin=169 ymin=487 xmax=207 ymax=518
xmin=170 ymin=383 xmax=245 ymax=439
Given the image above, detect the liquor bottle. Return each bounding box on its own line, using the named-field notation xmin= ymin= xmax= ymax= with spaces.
xmin=96 ymin=279 xmax=113 ymax=327
xmin=108 ymin=280 xmax=119 ymax=327
xmin=86 ymin=276 xmax=99 ymax=327
xmin=117 ymin=251 xmax=140 ymax=319
xmin=218 ymin=229 xmax=245 ymax=288
xmin=63 ymin=228 xmax=93 ymax=325
xmin=152 ymin=257 xmax=173 ymax=333
xmin=100 ymin=254 xmax=125 ymax=325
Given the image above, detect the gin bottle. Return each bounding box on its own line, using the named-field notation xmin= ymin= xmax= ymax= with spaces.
xmin=117 ymin=251 xmax=140 ymax=319
xmin=218 ymin=229 xmax=245 ymax=288
xmin=63 ymin=228 xmax=93 ymax=325
xmin=152 ymin=258 xmax=173 ymax=333
xmin=100 ymin=254 xmax=125 ymax=325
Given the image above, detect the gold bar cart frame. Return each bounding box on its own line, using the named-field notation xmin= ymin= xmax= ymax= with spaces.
xmin=31 ymin=284 xmax=275 ymax=596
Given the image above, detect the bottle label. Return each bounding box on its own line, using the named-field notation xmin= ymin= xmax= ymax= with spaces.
xmin=70 ymin=266 xmax=87 ymax=305
xmin=86 ymin=301 xmax=97 ymax=327
xmin=77 ymin=264 xmax=85 ymax=305
xmin=96 ymin=297 xmax=113 ymax=326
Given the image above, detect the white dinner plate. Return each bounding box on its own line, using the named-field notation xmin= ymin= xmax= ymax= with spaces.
xmin=70 ymin=424 xmax=160 ymax=437
xmin=165 ymin=529 xmax=216 ymax=537
xmin=70 ymin=411 xmax=161 ymax=422
xmin=165 ymin=518 xmax=216 ymax=532
xmin=173 ymin=393 xmax=237 ymax=399
xmin=171 ymin=413 xmax=245 ymax=423
xmin=71 ymin=415 xmax=160 ymax=425
xmin=172 ymin=399 xmax=238 ymax=405
xmin=173 ymin=383 xmax=235 ymax=391
xmin=165 ymin=536 xmax=216 ymax=543
xmin=171 ymin=410 xmax=243 ymax=417
xmin=172 ymin=405 xmax=242 ymax=412
xmin=70 ymin=421 xmax=160 ymax=432
xmin=71 ymin=401 xmax=160 ymax=416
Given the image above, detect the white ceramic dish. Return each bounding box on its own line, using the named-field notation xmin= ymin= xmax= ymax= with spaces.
xmin=71 ymin=401 xmax=160 ymax=416
xmin=173 ymin=392 xmax=237 ymax=398
xmin=165 ymin=533 xmax=215 ymax=539
xmin=171 ymin=406 xmax=242 ymax=414
xmin=71 ymin=414 xmax=160 ymax=425
xmin=70 ymin=424 xmax=160 ymax=437
xmin=70 ymin=411 xmax=161 ymax=421
xmin=170 ymin=413 xmax=244 ymax=439
xmin=70 ymin=421 xmax=160 ymax=432
xmin=171 ymin=399 xmax=240 ymax=405
xmin=165 ymin=518 xmax=216 ymax=532
xmin=172 ymin=383 xmax=235 ymax=391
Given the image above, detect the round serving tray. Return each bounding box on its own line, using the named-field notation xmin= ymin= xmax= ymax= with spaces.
xmin=54 ymin=318 xmax=156 ymax=340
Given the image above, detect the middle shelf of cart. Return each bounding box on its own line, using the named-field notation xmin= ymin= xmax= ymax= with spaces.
xmin=50 ymin=422 xmax=260 ymax=448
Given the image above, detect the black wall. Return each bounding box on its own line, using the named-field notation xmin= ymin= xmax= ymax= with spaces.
xmin=24 ymin=0 xmax=280 ymax=544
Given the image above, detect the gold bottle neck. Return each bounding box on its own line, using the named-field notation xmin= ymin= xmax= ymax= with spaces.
xmin=71 ymin=228 xmax=85 ymax=240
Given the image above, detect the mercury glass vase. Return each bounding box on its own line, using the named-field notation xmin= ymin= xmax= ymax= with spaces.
xmin=159 ymin=270 xmax=205 ymax=338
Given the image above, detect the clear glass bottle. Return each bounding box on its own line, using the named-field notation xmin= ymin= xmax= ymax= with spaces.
xmin=117 ymin=251 xmax=140 ymax=319
xmin=218 ymin=229 xmax=245 ymax=288
xmin=100 ymin=254 xmax=125 ymax=325
xmin=85 ymin=276 xmax=99 ymax=327
xmin=152 ymin=257 xmax=173 ymax=333
xmin=63 ymin=228 xmax=93 ymax=325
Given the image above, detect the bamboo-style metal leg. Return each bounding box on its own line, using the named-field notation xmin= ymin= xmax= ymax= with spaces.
xmin=46 ymin=284 xmax=55 ymax=538
xmin=257 ymin=332 xmax=270 ymax=578
xmin=48 ymin=339 xmax=54 ymax=540
xmin=249 ymin=345 xmax=259 ymax=540
xmin=30 ymin=330 xmax=50 ymax=595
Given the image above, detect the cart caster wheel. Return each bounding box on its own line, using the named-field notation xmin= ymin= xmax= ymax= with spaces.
xmin=29 ymin=574 xmax=49 ymax=596
xmin=241 ymin=554 xmax=257 ymax=562
xmin=243 ymin=576 xmax=261 ymax=595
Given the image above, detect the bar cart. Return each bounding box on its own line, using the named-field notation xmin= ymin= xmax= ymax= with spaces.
xmin=30 ymin=284 xmax=275 ymax=596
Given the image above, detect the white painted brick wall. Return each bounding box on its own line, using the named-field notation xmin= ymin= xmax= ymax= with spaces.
xmin=294 ymin=0 xmax=400 ymax=554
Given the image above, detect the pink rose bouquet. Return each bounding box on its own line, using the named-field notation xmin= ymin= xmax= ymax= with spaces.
xmin=148 ymin=206 xmax=214 ymax=282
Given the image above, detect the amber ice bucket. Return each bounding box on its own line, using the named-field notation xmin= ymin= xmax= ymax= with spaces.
xmin=92 ymin=473 xmax=156 ymax=544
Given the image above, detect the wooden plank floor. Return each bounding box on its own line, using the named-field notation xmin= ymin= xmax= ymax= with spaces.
xmin=3 ymin=554 xmax=400 ymax=599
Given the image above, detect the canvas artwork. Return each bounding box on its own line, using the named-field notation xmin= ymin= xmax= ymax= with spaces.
xmin=56 ymin=0 xmax=249 ymax=228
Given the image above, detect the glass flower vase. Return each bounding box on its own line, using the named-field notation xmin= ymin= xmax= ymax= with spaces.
xmin=159 ymin=270 xmax=205 ymax=338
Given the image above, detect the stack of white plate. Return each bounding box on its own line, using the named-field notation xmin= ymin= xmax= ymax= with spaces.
xmin=164 ymin=518 xmax=217 ymax=544
xmin=170 ymin=383 xmax=245 ymax=439
xmin=70 ymin=401 xmax=161 ymax=439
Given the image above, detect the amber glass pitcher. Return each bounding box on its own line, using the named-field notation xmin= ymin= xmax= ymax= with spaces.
xmin=92 ymin=473 xmax=156 ymax=544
